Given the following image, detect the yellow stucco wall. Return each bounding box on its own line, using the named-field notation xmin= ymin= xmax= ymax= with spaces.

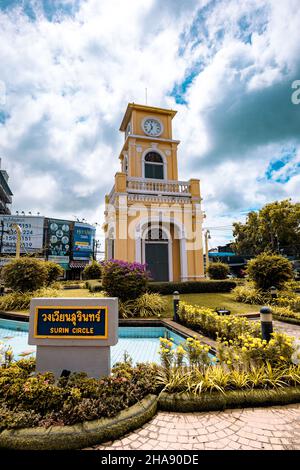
xmin=171 ymin=225 xmax=181 ymax=282
xmin=132 ymin=110 xmax=172 ymax=140
xmin=103 ymin=103 xmax=205 ymax=281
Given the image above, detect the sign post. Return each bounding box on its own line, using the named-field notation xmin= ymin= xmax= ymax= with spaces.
xmin=28 ymin=298 xmax=118 ymax=378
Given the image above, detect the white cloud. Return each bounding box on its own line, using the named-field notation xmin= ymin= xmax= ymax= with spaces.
xmin=0 ymin=0 xmax=299 ymax=249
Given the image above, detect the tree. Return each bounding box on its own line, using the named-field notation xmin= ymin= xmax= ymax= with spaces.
xmin=246 ymin=252 xmax=293 ymax=291
xmin=207 ymin=262 xmax=230 ymax=279
xmin=45 ymin=262 xmax=64 ymax=285
xmin=82 ymin=260 xmax=102 ymax=280
xmin=2 ymin=258 xmax=48 ymax=292
xmin=233 ymin=199 xmax=300 ymax=256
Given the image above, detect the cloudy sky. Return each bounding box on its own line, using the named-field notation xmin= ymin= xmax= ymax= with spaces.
xmin=0 ymin=0 xmax=299 ymax=250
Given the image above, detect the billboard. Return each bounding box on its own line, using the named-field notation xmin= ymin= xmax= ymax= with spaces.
xmin=0 ymin=215 xmax=44 ymax=254
xmin=47 ymin=219 xmax=72 ymax=264
xmin=73 ymin=223 xmax=95 ymax=260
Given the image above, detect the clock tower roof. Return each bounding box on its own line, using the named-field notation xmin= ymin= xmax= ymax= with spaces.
xmin=119 ymin=102 xmax=177 ymax=132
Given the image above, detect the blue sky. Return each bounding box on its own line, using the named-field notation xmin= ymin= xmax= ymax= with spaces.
xmin=0 ymin=0 xmax=299 ymax=248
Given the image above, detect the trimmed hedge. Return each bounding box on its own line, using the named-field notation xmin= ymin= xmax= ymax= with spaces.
xmin=158 ymin=386 xmax=300 ymax=412
xmin=273 ymin=314 xmax=300 ymax=326
xmin=86 ymin=280 xmax=103 ymax=292
xmin=147 ymin=280 xmax=237 ymax=295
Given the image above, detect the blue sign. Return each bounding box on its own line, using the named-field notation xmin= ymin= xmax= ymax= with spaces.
xmin=73 ymin=223 xmax=95 ymax=260
xmin=34 ymin=306 xmax=108 ymax=339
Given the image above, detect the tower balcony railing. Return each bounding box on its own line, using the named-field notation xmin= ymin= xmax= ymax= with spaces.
xmin=126 ymin=177 xmax=191 ymax=196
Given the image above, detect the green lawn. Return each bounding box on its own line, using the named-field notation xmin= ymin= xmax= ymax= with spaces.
xmin=7 ymin=290 xmax=262 ymax=318
xmin=58 ymin=290 xmax=262 ymax=316
xmin=56 ymin=288 xmax=93 ymax=297
xmin=164 ymin=292 xmax=262 ymax=317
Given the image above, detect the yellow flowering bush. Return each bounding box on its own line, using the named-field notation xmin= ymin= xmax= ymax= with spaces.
xmin=178 ymin=302 xmax=260 ymax=340
xmin=175 ymin=345 xmax=185 ymax=368
xmin=159 ymin=337 xmax=174 ymax=371
xmin=159 ymin=336 xmax=212 ymax=371
xmin=216 ymin=331 xmax=296 ymax=369
xmin=183 ymin=336 xmax=211 ymax=371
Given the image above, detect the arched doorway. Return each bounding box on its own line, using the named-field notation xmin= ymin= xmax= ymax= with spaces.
xmin=144 ymin=226 xmax=170 ymax=282
xmin=135 ymin=217 xmax=188 ymax=282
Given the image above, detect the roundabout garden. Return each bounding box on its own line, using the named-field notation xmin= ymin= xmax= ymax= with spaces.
xmin=0 ymin=254 xmax=300 ymax=449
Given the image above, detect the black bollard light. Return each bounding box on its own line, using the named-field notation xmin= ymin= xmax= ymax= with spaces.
xmin=173 ymin=291 xmax=180 ymax=322
xmin=260 ymin=306 xmax=273 ymax=342
xmin=270 ymin=285 xmax=277 ymax=303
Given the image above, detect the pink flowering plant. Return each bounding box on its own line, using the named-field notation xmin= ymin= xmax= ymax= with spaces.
xmin=101 ymin=259 xmax=150 ymax=301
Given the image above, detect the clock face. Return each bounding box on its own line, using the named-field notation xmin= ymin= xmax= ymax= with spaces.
xmin=143 ymin=118 xmax=162 ymax=136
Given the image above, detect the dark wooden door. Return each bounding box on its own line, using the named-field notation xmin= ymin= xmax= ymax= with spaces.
xmin=145 ymin=243 xmax=169 ymax=281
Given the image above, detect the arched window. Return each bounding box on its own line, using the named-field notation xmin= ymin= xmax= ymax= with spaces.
xmin=144 ymin=152 xmax=164 ymax=179
xmin=146 ymin=227 xmax=168 ymax=241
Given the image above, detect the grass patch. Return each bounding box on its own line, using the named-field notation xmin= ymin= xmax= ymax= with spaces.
xmin=1 ymin=290 xmax=262 ymax=318
xmin=164 ymin=292 xmax=262 ymax=317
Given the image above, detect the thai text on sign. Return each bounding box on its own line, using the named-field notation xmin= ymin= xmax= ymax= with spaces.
xmin=34 ymin=306 xmax=108 ymax=339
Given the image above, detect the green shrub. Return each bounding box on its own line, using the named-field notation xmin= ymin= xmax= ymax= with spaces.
xmin=272 ymin=306 xmax=300 ymax=321
xmin=102 ymin=260 xmax=149 ymax=301
xmin=2 ymin=258 xmax=49 ymax=292
xmin=44 ymin=262 xmax=64 ymax=285
xmin=276 ymin=292 xmax=300 ymax=311
xmin=0 ymin=287 xmax=60 ymax=311
xmin=0 ymin=405 xmax=41 ymax=432
xmin=178 ymin=302 xmax=261 ymax=341
xmin=207 ymin=262 xmax=230 ymax=280
xmin=0 ymin=358 xmax=159 ymax=430
xmin=148 ymin=280 xmax=236 ymax=295
xmin=83 ymin=260 xmax=102 ymax=280
xmin=232 ymin=283 xmax=267 ymax=304
xmin=86 ymin=280 xmax=103 ymax=292
xmin=119 ymin=293 xmax=168 ymax=318
xmin=158 ymin=365 xmax=300 ymax=395
xmin=247 ymin=252 xmax=293 ymax=291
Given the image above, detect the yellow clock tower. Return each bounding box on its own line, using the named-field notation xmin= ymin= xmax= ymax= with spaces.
xmin=103 ymin=103 xmax=204 ymax=282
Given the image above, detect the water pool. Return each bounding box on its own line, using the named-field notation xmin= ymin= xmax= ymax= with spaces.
xmin=0 ymin=318 xmax=190 ymax=365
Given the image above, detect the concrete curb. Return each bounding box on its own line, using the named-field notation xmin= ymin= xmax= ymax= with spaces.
xmin=158 ymin=387 xmax=300 ymax=412
xmin=0 ymin=394 xmax=158 ymax=450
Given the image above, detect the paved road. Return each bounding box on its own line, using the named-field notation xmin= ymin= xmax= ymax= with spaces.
xmin=90 ymin=404 xmax=300 ymax=450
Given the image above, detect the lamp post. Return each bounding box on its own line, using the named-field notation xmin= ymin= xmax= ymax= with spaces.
xmin=260 ymin=306 xmax=273 ymax=342
xmin=204 ymin=230 xmax=211 ymax=278
xmin=270 ymin=285 xmax=277 ymax=302
xmin=173 ymin=291 xmax=180 ymax=322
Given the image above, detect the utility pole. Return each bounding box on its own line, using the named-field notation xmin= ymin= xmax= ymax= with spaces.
xmin=204 ymin=230 xmax=211 ymax=278
xmin=93 ymin=239 xmax=100 ymax=261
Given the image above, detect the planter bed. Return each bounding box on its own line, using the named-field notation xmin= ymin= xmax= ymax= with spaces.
xmin=273 ymin=314 xmax=300 ymax=326
xmin=2 ymin=387 xmax=300 ymax=449
xmin=158 ymin=387 xmax=300 ymax=413
xmin=0 ymin=394 xmax=158 ymax=450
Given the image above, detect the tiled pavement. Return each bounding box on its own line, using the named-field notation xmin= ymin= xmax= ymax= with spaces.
xmin=90 ymin=319 xmax=300 ymax=451
xmin=272 ymin=320 xmax=300 ymax=340
xmin=91 ymin=404 xmax=300 ymax=450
